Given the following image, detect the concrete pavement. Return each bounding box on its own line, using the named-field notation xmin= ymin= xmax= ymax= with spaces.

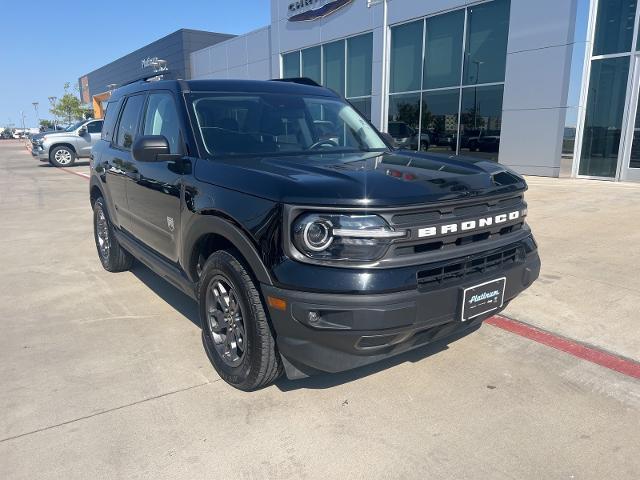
xmin=0 ymin=140 xmax=638 ymax=479
xmin=504 ymin=176 xmax=640 ymax=361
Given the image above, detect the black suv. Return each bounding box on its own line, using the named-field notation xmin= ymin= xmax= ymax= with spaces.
xmin=90 ymin=78 xmax=540 ymax=390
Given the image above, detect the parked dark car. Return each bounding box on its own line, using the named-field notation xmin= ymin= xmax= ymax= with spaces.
xmin=90 ymin=78 xmax=540 ymax=390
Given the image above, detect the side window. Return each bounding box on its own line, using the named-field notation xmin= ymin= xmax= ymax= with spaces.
xmin=116 ymin=95 xmax=146 ymax=150
xmin=87 ymin=121 xmax=103 ymax=134
xmin=101 ymin=99 xmax=122 ymax=141
xmin=142 ymin=93 xmax=182 ymax=154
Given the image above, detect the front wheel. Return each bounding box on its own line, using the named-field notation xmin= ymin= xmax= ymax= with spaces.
xmin=199 ymin=251 xmax=282 ymax=391
xmin=420 ymin=141 xmax=429 ymax=151
xmin=49 ymin=146 xmax=76 ymax=167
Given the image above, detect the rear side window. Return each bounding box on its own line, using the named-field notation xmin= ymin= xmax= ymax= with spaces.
xmin=116 ymin=95 xmax=146 ymax=149
xmin=87 ymin=120 xmax=103 ymax=134
xmin=101 ymin=100 xmax=122 ymax=141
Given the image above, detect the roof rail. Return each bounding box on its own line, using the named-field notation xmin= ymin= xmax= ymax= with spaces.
xmin=270 ymin=77 xmax=321 ymax=87
xmin=117 ymin=70 xmax=173 ymax=89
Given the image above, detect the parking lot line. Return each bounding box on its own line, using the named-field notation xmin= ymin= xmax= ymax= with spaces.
xmin=488 ymin=315 xmax=640 ymax=380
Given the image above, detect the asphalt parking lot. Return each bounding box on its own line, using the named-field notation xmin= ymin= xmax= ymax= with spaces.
xmin=1 ymin=140 xmax=639 ymax=479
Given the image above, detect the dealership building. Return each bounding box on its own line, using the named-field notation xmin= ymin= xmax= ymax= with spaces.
xmin=185 ymin=0 xmax=637 ymax=182
xmin=79 ymin=0 xmax=640 ymax=182
xmin=79 ymin=29 xmax=234 ymax=117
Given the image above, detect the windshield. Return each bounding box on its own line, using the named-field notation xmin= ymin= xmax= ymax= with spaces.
xmin=65 ymin=121 xmax=85 ymax=132
xmin=190 ymin=92 xmax=387 ymax=157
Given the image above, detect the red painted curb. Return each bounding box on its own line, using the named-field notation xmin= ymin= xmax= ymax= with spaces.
xmin=487 ymin=315 xmax=640 ymax=380
xmin=56 ymin=167 xmax=90 ymax=180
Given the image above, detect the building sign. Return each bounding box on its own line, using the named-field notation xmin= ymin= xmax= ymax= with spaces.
xmin=80 ymin=76 xmax=90 ymax=104
xmin=141 ymin=56 xmax=168 ymax=71
xmin=141 ymin=57 xmax=158 ymax=69
xmin=287 ymin=0 xmax=353 ymax=22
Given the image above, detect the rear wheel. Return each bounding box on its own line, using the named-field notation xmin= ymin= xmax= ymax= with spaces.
xmin=199 ymin=250 xmax=282 ymax=391
xmin=93 ymin=197 xmax=133 ymax=272
xmin=50 ymin=146 xmax=76 ymax=167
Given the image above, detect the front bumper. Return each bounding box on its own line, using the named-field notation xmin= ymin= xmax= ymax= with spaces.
xmin=263 ymin=243 xmax=540 ymax=379
xmin=31 ymin=145 xmax=48 ymax=161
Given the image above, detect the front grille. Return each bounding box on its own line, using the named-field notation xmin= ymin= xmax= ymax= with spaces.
xmin=386 ymin=193 xmax=527 ymax=258
xmin=417 ymin=245 xmax=525 ymax=289
xmin=391 ymin=195 xmax=523 ymax=226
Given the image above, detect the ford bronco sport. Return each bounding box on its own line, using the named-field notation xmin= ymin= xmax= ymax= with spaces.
xmin=90 ymin=78 xmax=540 ymax=391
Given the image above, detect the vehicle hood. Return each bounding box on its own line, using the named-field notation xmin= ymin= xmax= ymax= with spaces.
xmin=194 ymin=150 xmax=526 ymax=207
xmin=39 ymin=131 xmax=73 ymax=141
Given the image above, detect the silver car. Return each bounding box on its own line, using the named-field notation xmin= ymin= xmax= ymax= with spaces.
xmin=32 ymin=119 xmax=103 ymax=167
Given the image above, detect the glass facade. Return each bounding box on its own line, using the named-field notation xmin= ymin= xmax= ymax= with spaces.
xmin=281 ymin=33 xmax=373 ymax=120
xmin=301 ymin=46 xmax=322 ymax=85
xmin=579 ymin=0 xmax=640 ymax=179
xmin=579 ymin=58 xmax=630 ymax=177
xmin=388 ymin=0 xmax=510 ymax=161
xmin=323 ymin=40 xmax=345 ymax=95
xmin=423 ymin=10 xmax=464 ymax=90
xmin=282 ymin=51 xmax=301 ymax=78
xmin=592 ymin=0 xmax=637 ymax=56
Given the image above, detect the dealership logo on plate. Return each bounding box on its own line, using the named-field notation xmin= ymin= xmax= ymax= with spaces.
xmin=287 ymin=0 xmax=353 ymax=22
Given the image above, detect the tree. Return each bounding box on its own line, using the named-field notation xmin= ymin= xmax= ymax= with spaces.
xmin=50 ymin=82 xmax=85 ymax=124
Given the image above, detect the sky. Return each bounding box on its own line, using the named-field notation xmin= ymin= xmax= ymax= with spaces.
xmin=0 ymin=0 xmax=270 ymax=128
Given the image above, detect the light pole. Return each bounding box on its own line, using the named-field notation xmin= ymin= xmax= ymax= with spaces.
xmin=48 ymin=96 xmax=57 ymax=129
xmin=20 ymin=111 xmax=27 ymax=143
xmin=32 ymin=102 xmax=40 ymax=130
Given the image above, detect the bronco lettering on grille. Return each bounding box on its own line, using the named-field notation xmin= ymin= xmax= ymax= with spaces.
xmin=417 ymin=210 xmax=525 ymax=238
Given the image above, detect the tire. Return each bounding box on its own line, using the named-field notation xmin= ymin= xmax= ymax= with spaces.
xmin=420 ymin=141 xmax=429 ymax=151
xmin=93 ymin=197 xmax=133 ymax=272
xmin=199 ymin=250 xmax=282 ymax=391
xmin=50 ymin=145 xmax=76 ymax=167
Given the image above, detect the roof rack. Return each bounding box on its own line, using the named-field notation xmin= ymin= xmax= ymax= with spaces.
xmin=270 ymin=77 xmax=321 ymax=87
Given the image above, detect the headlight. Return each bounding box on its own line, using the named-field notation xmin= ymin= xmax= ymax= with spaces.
xmin=292 ymin=213 xmax=407 ymax=262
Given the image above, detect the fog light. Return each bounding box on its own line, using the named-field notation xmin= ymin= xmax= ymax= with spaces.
xmin=308 ymin=311 xmax=321 ymax=325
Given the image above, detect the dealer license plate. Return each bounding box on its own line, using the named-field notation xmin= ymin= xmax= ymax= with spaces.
xmin=461 ymin=277 xmax=506 ymax=322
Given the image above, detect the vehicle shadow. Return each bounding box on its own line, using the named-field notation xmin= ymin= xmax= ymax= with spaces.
xmin=37 ymin=161 xmax=90 ymax=168
xmin=130 ymin=262 xmax=200 ymax=329
xmin=274 ymin=324 xmax=481 ymax=392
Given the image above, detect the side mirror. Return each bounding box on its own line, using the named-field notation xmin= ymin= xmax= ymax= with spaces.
xmin=78 ymin=126 xmax=87 ymax=136
xmin=380 ymin=132 xmax=395 ymax=148
xmin=132 ymin=135 xmax=170 ymax=162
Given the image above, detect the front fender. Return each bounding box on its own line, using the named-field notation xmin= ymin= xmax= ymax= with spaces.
xmin=182 ymin=214 xmax=274 ymax=286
